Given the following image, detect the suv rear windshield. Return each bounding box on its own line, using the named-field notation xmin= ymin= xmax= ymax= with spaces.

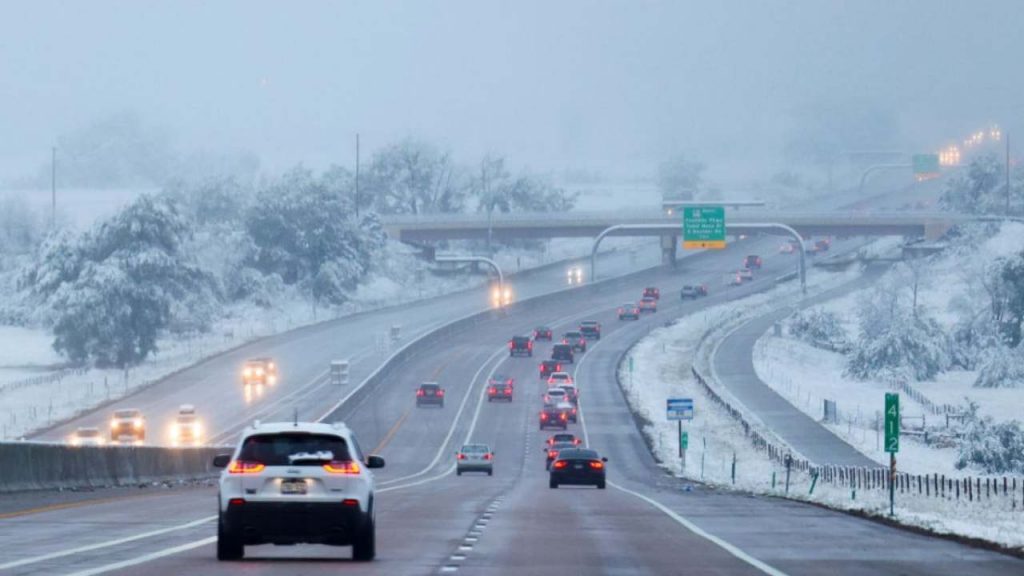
xmin=512 ymin=336 xmax=530 ymax=343
xmin=420 ymin=383 xmax=440 ymax=391
xmin=239 ymin=433 xmax=352 ymax=466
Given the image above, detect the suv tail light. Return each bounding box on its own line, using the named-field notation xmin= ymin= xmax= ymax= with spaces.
xmin=437 ymin=390 xmax=445 ymax=397
xmin=489 ymin=387 xmax=497 ymax=394
xmin=227 ymin=460 xmax=265 ymax=474
xmin=323 ymin=460 xmax=361 ymax=475
xmin=528 ymin=341 xmax=533 ymax=350
xmin=540 ymin=412 xmax=548 ymax=420
xmin=416 ymin=389 xmax=424 ymax=396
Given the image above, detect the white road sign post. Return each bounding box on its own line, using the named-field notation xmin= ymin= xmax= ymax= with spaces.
xmin=667 ymin=398 xmax=694 ymax=467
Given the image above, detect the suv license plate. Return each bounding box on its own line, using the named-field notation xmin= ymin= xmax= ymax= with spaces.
xmin=281 ymin=480 xmax=307 ymax=495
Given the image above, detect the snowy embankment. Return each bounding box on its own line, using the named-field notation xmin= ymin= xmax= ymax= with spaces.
xmin=753 ymin=221 xmax=1024 ymax=475
xmin=618 ymin=264 xmax=1024 ymax=552
xmin=0 ymin=236 xmax=650 ymax=440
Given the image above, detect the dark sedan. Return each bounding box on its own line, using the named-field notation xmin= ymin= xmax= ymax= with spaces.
xmin=549 ymin=448 xmax=607 ymax=489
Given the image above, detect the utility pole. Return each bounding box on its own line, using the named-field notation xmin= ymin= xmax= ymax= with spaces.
xmin=1007 ymin=132 xmax=1011 ymax=214
xmin=51 ymin=145 xmax=56 ymax=226
xmin=355 ymin=133 xmax=361 ymax=219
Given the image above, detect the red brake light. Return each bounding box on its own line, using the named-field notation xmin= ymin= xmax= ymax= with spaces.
xmin=541 ymin=412 xmax=548 ymax=420
xmin=509 ymin=341 xmax=513 ymax=349
xmin=227 ymin=460 xmax=265 ymax=474
xmin=437 ymin=389 xmax=444 ymax=396
xmin=457 ymin=453 xmax=465 ymax=460
xmin=548 ymin=450 xmax=557 ymax=458
xmin=553 ymin=460 xmax=568 ymax=469
xmin=528 ymin=342 xmax=533 ymax=349
xmin=489 ymin=387 xmax=496 ymax=394
xmin=589 ymin=461 xmax=604 ymax=470
xmin=556 ymin=364 xmax=562 ymax=371
xmin=505 ymin=389 xmax=512 ymax=395
xmin=228 ymin=498 xmax=246 ymax=506
xmin=574 ymin=439 xmax=581 ymax=445
xmin=323 ymin=460 xmax=361 ymax=475
xmin=342 ymin=498 xmax=360 ymax=506
xmin=416 ymin=389 xmax=424 ymax=396
xmin=560 ymin=413 xmax=568 ymax=421
xmin=483 ymin=453 xmax=492 ymax=460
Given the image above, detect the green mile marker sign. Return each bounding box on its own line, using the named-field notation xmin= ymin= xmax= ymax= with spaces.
xmin=885 ymin=393 xmax=900 ymax=453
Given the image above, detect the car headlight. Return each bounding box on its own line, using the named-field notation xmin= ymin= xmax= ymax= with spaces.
xmin=70 ymin=436 xmax=80 ymax=446
xmin=133 ymin=418 xmax=143 ymax=429
xmin=110 ymin=420 xmax=118 ymax=429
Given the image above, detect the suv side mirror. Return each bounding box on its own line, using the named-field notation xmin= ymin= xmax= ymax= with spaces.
xmin=366 ymin=455 xmax=386 ymax=469
xmin=212 ymin=454 xmax=231 ymax=468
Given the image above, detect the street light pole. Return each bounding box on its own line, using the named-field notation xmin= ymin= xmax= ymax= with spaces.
xmin=1007 ymin=132 xmax=1011 ymax=214
xmin=355 ymin=133 xmax=361 ymax=219
xmin=51 ymin=147 xmax=56 ymax=228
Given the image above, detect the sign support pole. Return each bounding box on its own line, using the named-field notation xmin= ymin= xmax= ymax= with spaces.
xmin=889 ymin=453 xmax=896 ymax=516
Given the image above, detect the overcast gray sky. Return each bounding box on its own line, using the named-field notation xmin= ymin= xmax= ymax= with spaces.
xmin=2 ymin=1 xmax=1022 ymax=181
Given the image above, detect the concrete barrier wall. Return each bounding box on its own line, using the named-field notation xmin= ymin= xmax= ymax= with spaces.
xmin=0 ymin=442 xmax=230 ymax=493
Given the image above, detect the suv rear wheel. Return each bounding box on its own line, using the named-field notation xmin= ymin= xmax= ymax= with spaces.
xmin=217 ymin=516 xmax=244 ymax=561
xmin=352 ymin=516 xmax=376 ymax=561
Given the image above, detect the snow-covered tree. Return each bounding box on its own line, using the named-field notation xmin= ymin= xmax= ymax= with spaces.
xmin=787 ymin=308 xmax=850 ymax=352
xmin=973 ymin=344 xmax=1024 ymax=389
xmin=955 ymin=402 xmax=1024 ymax=474
xmin=365 ymin=140 xmax=466 ymax=215
xmin=245 ymin=167 xmax=385 ymax=302
xmin=25 ymin=195 xmax=215 ymax=366
xmin=471 ymin=156 xmax=577 ymax=215
xmin=939 ymin=154 xmax=1024 ymax=215
xmin=846 ymin=287 xmax=951 ymax=381
xmin=657 ymin=155 xmax=705 ymax=201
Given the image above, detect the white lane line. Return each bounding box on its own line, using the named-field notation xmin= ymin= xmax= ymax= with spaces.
xmin=0 ymin=515 xmax=215 ymax=571
xmin=377 ymin=463 xmax=456 ymax=493
xmin=608 ymin=481 xmax=788 ymax=576
xmin=377 ymin=346 xmax=506 ymax=487
xmin=62 ymin=537 xmax=216 ymax=576
xmin=574 ymin=317 xmax=789 ymax=576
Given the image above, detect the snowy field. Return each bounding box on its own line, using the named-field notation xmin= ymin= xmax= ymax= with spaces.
xmin=753 ymin=221 xmax=1024 ymax=474
xmin=620 ymin=266 xmax=1024 ymax=551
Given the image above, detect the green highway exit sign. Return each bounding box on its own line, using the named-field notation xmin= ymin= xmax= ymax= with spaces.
xmin=912 ymin=154 xmax=940 ymax=176
xmin=683 ymin=206 xmax=726 ymax=249
xmin=885 ymin=393 xmax=900 ymax=453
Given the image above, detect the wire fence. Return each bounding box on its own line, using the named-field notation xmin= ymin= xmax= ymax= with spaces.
xmin=691 ymin=366 xmax=1023 ymax=510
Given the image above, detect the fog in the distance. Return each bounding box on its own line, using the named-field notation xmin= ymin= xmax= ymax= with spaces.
xmin=1 ymin=1 xmax=1021 ymax=182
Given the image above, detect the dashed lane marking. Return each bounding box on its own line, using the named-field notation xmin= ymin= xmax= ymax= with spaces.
xmin=63 ymin=537 xmax=216 ymax=576
xmin=0 ymin=515 xmax=215 ymax=571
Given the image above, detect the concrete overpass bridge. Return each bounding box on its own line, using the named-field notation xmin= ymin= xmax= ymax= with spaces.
xmin=383 ymin=210 xmax=968 ymax=245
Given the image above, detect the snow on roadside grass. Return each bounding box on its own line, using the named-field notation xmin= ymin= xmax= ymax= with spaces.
xmin=0 ymin=238 xmax=657 ymax=439
xmin=619 ymin=267 xmax=1024 ymax=552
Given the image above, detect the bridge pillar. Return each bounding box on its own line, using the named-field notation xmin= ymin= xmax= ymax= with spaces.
xmin=661 ymin=235 xmax=678 ymax=266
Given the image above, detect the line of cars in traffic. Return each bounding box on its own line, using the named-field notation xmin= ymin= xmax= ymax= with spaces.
xmin=68 ymin=356 xmax=282 ymax=447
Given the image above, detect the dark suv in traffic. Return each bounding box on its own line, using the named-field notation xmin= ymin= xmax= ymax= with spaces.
xmin=551 ymin=344 xmax=575 ymax=364
xmin=509 ymin=336 xmax=533 ymax=357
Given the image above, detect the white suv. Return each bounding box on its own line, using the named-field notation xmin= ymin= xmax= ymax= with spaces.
xmin=213 ymin=421 xmax=385 ymax=561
